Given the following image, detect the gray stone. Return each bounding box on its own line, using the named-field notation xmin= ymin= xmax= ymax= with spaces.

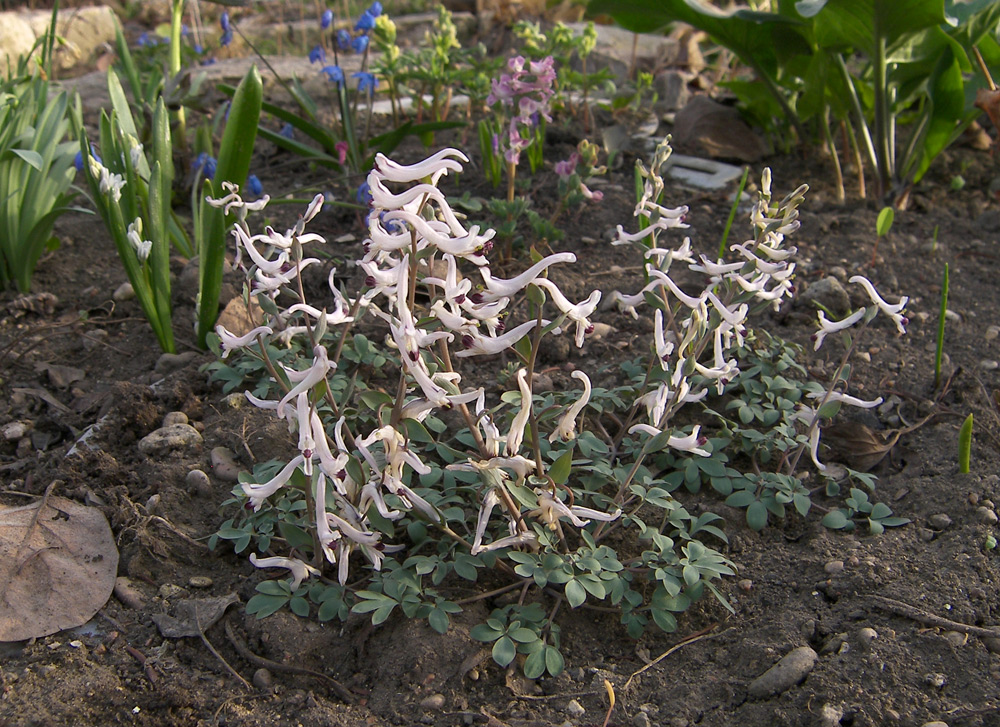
xmin=138 ymin=423 xmax=203 ymax=455
xmin=824 ymin=560 xmax=845 ymax=575
xmin=928 ymin=513 xmax=953 ymax=530
xmin=976 ymin=506 xmax=998 ymax=525
xmin=185 ymin=469 xmax=213 ymax=497
xmin=420 ymin=693 xmax=446 ymax=710
xmin=253 ymin=667 xmax=273 ymax=692
xmin=565 ymin=699 xmax=586 ymax=718
xmin=633 ymin=713 xmax=652 ymax=727
xmin=819 ymin=704 xmax=843 ymax=727
xmin=113 ymin=282 xmax=135 ymax=302
xmin=162 ymin=411 xmax=189 ymax=427
xmin=155 ymin=351 xmax=199 ymax=374
xmin=0 ymin=13 xmax=35 ymax=71
xmin=800 ymin=277 xmax=851 ymax=317
xmin=923 ymin=672 xmax=947 ymax=688
xmin=188 ymin=576 xmax=213 ymax=589
xmin=210 ymin=446 xmax=241 ymax=482
xmin=673 ymin=96 xmax=769 ymax=163
xmin=747 ymin=646 xmax=818 ymax=698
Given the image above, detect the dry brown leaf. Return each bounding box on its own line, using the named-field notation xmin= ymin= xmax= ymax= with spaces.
xmin=821 ymin=421 xmax=896 ymax=471
xmin=975 ymin=88 xmax=1000 ymax=149
xmin=151 ymin=593 xmax=240 ymax=638
xmin=0 ymin=494 xmax=119 ymax=642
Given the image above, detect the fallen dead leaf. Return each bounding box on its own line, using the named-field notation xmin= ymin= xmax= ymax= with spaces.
xmin=151 ymin=593 xmax=240 ymax=638
xmin=0 ymin=488 xmax=119 ymax=641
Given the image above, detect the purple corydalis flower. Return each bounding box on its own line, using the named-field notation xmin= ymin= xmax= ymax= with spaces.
xmin=554 ymin=153 xmax=579 ymax=180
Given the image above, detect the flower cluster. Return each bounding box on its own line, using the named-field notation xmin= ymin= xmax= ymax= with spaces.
xmin=487 ymin=56 xmax=557 ymax=165
xmin=312 ymin=1 xmax=383 ymax=93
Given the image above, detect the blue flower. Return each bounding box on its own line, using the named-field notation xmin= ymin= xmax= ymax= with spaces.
xmin=220 ymin=29 xmax=233 ymax=47
xmin=354 ymin=10 xmax=376 ymax=31
xmin=220 ymin=12 xmax=230 ymax=32
xmin=137 ymin=32 xmax=164 ymax=48
xmin=321 ymin=65 xmax=344 ymax=85
xmin=193 ymin=43 xmax=204 ymax=54
xmin=351 ymin=35 xmax=369 ymax=54
xmin=280 ymin=122 xmax=295 ymax=140
xmin=353 ymin=71 xmax=378 ymax=94
xmin=74 ymin=144 xmax=101 ymax=172
xmin=336 ymin=29 xmax=352 ymax=50
xmin=309 ymin=44 xmax=326 ymax=64
xmin=368 ymin=2 xmax=383 ymax=17
xmin=247 ymin=174 xmax=262 ymax=196
xmin=356 ymin=181 xmax=371 ymax=205
xmin=192 ymin=152 xmax=217 ymax=180
xmin=321 ymin=9 xmax=334 ymax=29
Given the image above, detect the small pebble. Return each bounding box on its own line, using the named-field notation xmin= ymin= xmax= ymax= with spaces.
xmin=138 ymin=424 xmax=203 ymax=455
xmin=857 ymin=627 xmax=878 ymax=643
xmin=221 ymin=393 xmax=246 ymax=409
xmin=2 ymin=421 xmax=32 ymax=440
xmin=420 ymin=694 xmax=446 ymax=710
xmin=982 ymin=636 xmax=1000 ymax=654
xmin=154 ymin=351 xmax=199 ymax=374
xmin=113 ymin=282 xmax=135 ymax=301
xmin=987 ymin=326 xmax=1000 ymax=341
xmin=211 ymin=447 xmax=241 ymax=482
xmin=944 ymin=309 xmax=961 ymax=323
xmin=162 ymin=411 xmax=189 ymax=427
xmin=144 ymin=494 xmax=161 ymax=515
xmin=747 ymin=646 xmax=818 ymax=698
xmin=188 ymin=576 xmax=213 ymax=589
xmin=942 ymin=631 xmax=966 ymax=647
xmin=917 ymin=528 xmax=936 ymax=542
xmin=819 ymin=704 xmax=843 ymax=727
xmin=82 ymin=328 xmax=109 ymax=351
xmin=824 ymin=560 xmax=845 ymax=575
xmin=185 ymin=469 xmax=213 ymax=497
xmin=980 ymin=360 xmax=999 ymax=371
xmin=921 ymin=722 xmax=949 ymax=727
xmin=969 ymin=493 xmax=980 ymax=505
xmin=928 ymin=513 xmax=953 ymax=530
xmin=565 ymin=699 xmax=586 ymax=718
xmin=158 ymin=583 xmax=188 ymax=600
xmin=633 ymin=713 xmax=652 ymax=727
xmin=800 ymin=619 xmax=816 ymax=641
xmin=924 ymin=672 xmax=947 ymax=688
xmin=738 ymin=579 xmax=753 ymax=592
xmin=976 ymin=507 xmax=998 ymax=525
xmin=253 ymin=668 xmax=273 ymax=691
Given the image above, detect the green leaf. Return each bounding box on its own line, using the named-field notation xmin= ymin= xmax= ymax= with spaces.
xmin=544 ymin=645 xmax=565 ymax=675
xmin=11 ymin=148 xmax=42 ymax=171
xmin=509 ymin=627 xmax=538 ymax=644
xmin=876 ymin=206 xmax=894 ymax=237
xmin=471 ymin=623 xmax=503 ymax=641
xmin=822 ymin=510 xmax=851 ymax=529
xmin=565 ymin=579 xmax=587 ymax=608
xmin=650 ymin=607 xmax=678 ymax=633
xmin=492 ymin=635 xmax=517 ymax=667
xmin=246 ymin=593 xmax=288 ymax=618
xmin=549 ymin=445 xmax=574 ymax=485
xmin=289 ymin=596 xmax=310 ymax=617
xmin=746 ymin=500 xmax=768 ymax=531
xmin=523 ymin=648 xmax=546 ymax=679
xmin=428 ymin=608 xmax=450 ymax=634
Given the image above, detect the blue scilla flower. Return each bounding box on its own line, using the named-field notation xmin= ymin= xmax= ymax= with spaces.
xmin=74 ymin=144 xmax=101 ymax=172
xmin=220 ymin=12 xmax=230 ymax=32
xmin=280 ymin=122 xmax=295 ymax=140
xmin=247 ymin=174 xmax=262 ymax=196
xmin=353 ymin=71 xmax=377 ymax=94
xmin=192 ymin=152 xmax=217 ymax=180
xmin=321 ymin=65 xmax=344 ymax=85
xmin=194 ymin=43 xmax=204 ymax=54
xmin=356 ymin=180 xmax=371 ymax=205
xmin=368 ymin=2 xmax=383 ymax=17
xmin=220 ymin=12 xmax=233 ymax=47
xmin=355 ymin=9 xmax=376 ymax=31
xmin=336 ymin=29 xmax=352 ymax=50
xmin=321 ymin=9 xmax=334 ymax=29
xmin=220 ymin=28 xmax=233 ymax=47
xmin=351 ymin=35 xmax=369 ymax=54
xmin=309 ymin=44 xmax=326 ymax=64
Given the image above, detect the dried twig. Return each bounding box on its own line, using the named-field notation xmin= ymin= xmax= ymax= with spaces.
xmin=624 ymin=624 xmax=728 ymax=691
xmin=871 ymin=595 xmax=1000 ymax=639
xmin=223 ymin=616 xmax=354 ymax=702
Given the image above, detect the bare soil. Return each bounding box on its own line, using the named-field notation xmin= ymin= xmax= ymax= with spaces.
xmin=3 ymin=46 xmax=1000 ymax=727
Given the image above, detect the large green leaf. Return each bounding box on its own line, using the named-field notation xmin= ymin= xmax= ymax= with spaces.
xmin=800 ymin=0 xmax=948 ymax=56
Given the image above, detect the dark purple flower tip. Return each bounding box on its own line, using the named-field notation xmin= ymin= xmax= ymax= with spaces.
xmin=470 ymin=292 xmax=484 ymax=304
xmin=363 ymin=242 xmax=371 ymax=253
xmin=365 ymin=275 xmax=377 ymax=287
xmin=337 ymin=469 xmax=347 ymax=480
xmin=788 ymin=284 xmax=796 ymax=294
xmin=454 ymin=294 xmax=466 ymax=305
xmin=720 ymin=378 xmax=730 ymax=386
xmin=320 ymin=9 xmax=334 ymax=29
xmin=901 ymin=316 xmax=909 ymax=326
xmin=585 ymin=323 xmax=595 ymax=334
xmin=303 ymin=449 xmax=313 ymax=459
xmin=810 ymin=333 xmax=818 ymax=342
xmin=462 ymin=334 xmax=475 ymax=349
xmin=495 ymin=320 xmax=506 ymax=333
xmin=697 ymin=436 xmax=708 ymax=446
xmin=408 ymin=350 xmax=419 ymax=362
xmin=481 ymin=240 xmax=494 ymax=253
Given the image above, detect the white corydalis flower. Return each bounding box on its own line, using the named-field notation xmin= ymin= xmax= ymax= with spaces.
xmin=531 ymin=278 xmax=601 ymax=347
xmin=628 ymin=424 xmax=711 ymax=457
xmin=505 ymin=368 xmax=533 ymax=457
xmin=479 ymin=253 xmax=576 ymax=301
xmin=373 ymin=148 xmax=468 ymax=185
xmin=249 ymin=554 xmax=320 ymax=590
xmin=849 ymin=275 xmax=908 ymax=334
xmin=455 ymin=320 xmax=538 ymax=358
xmin=549 ymin=371 xmax=591 ymax=442
xmin=806 ymin=390 xmax=883 ymax=408
xmin=531 ymin=489 xmax=621 ymax=531
xmin=276 ymin=345 xmax=334 ymax=417
xmin=206 ymin=181 xmax=271 ymax=216
xmin=812 ymin=308 xmax=866 ymax=351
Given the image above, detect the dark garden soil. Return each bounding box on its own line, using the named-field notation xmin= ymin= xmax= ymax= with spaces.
xmin=4 ymin=30 xmax=1000 ymax=727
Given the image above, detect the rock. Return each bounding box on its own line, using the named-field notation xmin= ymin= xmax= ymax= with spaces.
xmin=188 ymin=576 xmax=213 ymax=589
xmin=747 ymin=646 xmax=818 ymax=698
xmin=653 ymin=69 xmax=693 ymax=113
xmin=800 ymin=277 xmax=851 ymax=317
xmin=942 ymin=631 xmax=966 ymax=647
xmin=987 ymin=325 xmax=1000 ymax=341
xmin=210 ymin=446 xmax=241 ymax=482
xmin=155 ymin=351 xmax=199 ymax=374
xmin=673 ymin=96 xmax=768 ymax=162
xmin=928 ymin=513 xmax=953 ymax=530
xmin=419 ymin=693 xmax=446 ymax=710
xmin=923 ymin=672 xmax=947 ymax=688
xmin=565 ymin=699 xmax=586 ymax=718
xmin=819 ymin=704 xmax=843 ymax=727
xmin=0 ymin=13 xmax=36 ymax=71
xmin=917 ymin=527 xmax=935 ymax=542
xmin=979 ymin=360 xmax=999 ymax=371
xmin=185 ymin=469 xmax=213 ymax=497
xmin=2 ymin=421 xmax=32 ymax=441
xmin=113 ymin=282 xmax=135 ymax=302
xmin=158 ymin=583 xmax=188 ymax=600
xmin=824 ymin=560 xmax=845 ymax=575
xmin=633 ymin=713 xmax=652 ymax=727
xmin=738 ymin=579 xmax=753 ymax=592
xmin=82 ymin=328 xmax=109 ymax=351
xmin=253 ymin=668 xmax=273 ymax=692
xmin=162 ymin=411 xmax=189 ymax=427
xmin=921 ymin=722 xmax=949 ymax=727
xmin=975 ymin=506 xmax=998 ymax=525
xmin=216 ymin=295 xmax=265 ymax=340
xmin=113 ymin=577 xmax=144 ymax=609
xmin=138 ymin=424 xmax=203 ymax=455
xmin=857 ymin=627 xmax=878 ymax=644
xmin=982 ymin=636 xmax=1000 ymax=654
xmin=221 ymin=393 xmax=246 ymax=409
